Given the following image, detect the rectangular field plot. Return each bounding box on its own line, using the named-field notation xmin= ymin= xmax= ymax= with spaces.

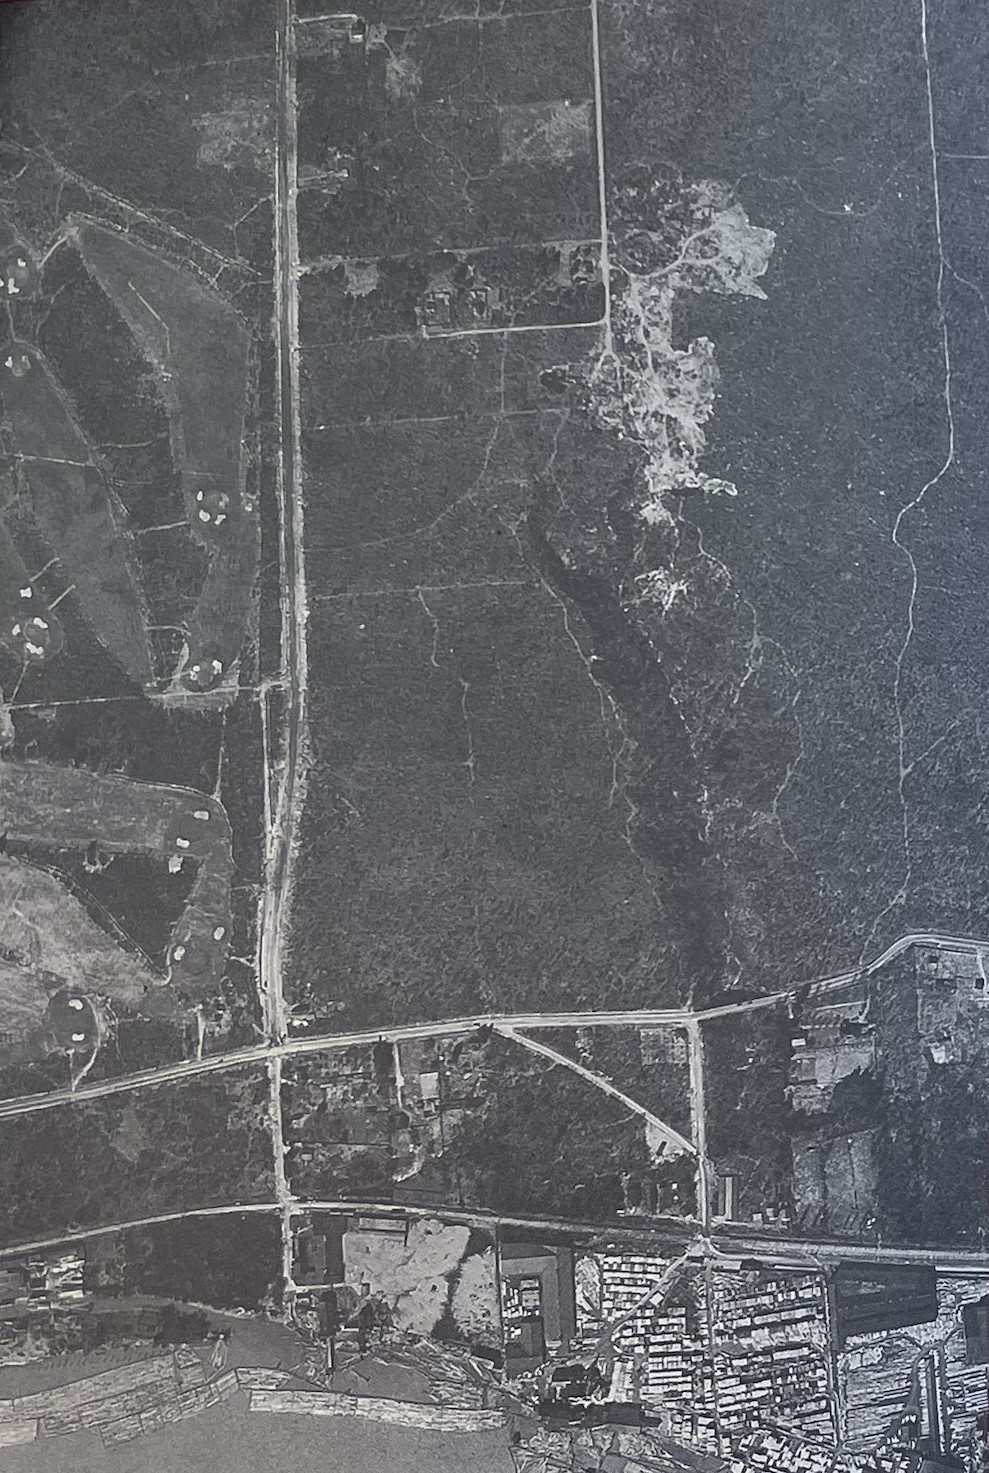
xmin=286 ymin=582 xmax=668 ymax=1031
xmin=300 ymin=324 xmax=593 ymax=427
xmin=296 ymin=0 xmax=587 ymax=22
xmin=302 ymin=416 xmax=545 ymax=553
xmin=295 ymin=10 xmax=599 ymax=264
xmin=298 ymin=241 xmax=602 ymax=345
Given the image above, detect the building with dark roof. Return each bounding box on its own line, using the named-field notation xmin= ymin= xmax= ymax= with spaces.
xmin=499 ymin=1240 xmax=576 ymax=1373
xmin=832 ymin=1262 xmax=938 ymax=1346
xmin=963 ymin=1295 xmax=989 ymax=1366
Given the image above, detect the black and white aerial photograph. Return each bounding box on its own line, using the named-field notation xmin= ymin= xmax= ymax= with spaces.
xmin=0 ymin=0 xmax=985 ymax=1469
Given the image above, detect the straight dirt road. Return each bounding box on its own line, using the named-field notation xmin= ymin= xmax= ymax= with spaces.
xmin=264 ymin=0 xmax=305 ymax=1303
xmin=258 ymin=0 xmax=306 ymax=1052
xmin=2 ymin=928 xmax=986 ymax=1123
xmin=2 ymin=1198 xmax=987 ymax=1279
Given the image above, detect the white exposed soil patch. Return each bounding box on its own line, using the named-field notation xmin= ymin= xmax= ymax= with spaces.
xmin=344 ymin=1218 xmax=469 ymax=1334
xmin=343 ymin=259 xmax=380 ymax=297
xmin=450 ymin=1248 xmax=500 ymax=1347
xmin=588 ymin=184 xmax=774 ymax=522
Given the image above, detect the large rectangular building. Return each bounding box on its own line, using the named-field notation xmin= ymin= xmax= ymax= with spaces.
xmin=833 ymin=1263 xmax=938 ymax=1346
xmin=499 ymin=1240 xmax=576 ymax=1373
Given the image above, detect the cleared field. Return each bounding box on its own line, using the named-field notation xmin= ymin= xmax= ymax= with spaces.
xmin=69 ymin=223 xmax=251 ymax=511
xmin=0 ymin=856 xmax=156 ymax=1008
xmin=0 ymin=762 xmax=233 ymax=1003
xmin=0 ymin=963 xmax=49 ymax=1042
xmin=0 ymin=345 xmax=151 ymax=687
xmin=792 ymin=1132 xmax=878 ymax=1237
xmin=68 ymin=222 xmax=259 ymax=688
xmin=332 ymin=1217 xmax=500 ymax=1353
xmin=36 ymin=250 xmax=202 ymax=684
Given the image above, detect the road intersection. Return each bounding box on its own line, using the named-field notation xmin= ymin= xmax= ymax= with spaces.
xmin=0 ymin=930 xmax=986 ymax=1279
xmin=2 ymin=1197 xmax=987 ymax=1279
xmin=4 ymin=927 xmax=980 ymax=1128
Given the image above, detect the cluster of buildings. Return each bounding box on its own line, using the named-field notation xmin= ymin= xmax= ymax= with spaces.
xmin=412 ymin=239 xmax=604 ymax=338
xmin=282 ymin=1047 xmax=401 ymax=1189
xmin=23 ymin=1253 xmax=85 ymax=1305
xmin=840 ymin=1273 xmax=989 ymax=1468
xmin=566 ymin=1249 xmax=836 ymax=1445
xmin=711 ymin=1270 xmax=834 ymax=1440
xmin=0 ymin=1253 xmax=87 ymax=1363
xmin=786 ymin=942 xmax=989 ymax=1086
xmin=730 ymin=1428 xmax=845 ymax=1472
xmin=914 ymin=945 xmax=989 ymax=1065
xmin=284 ymin=1037 xmax=488 ymax=1198
xmin=634 ymin=1301 xmax=703 ymax=1406
xmin=638 ymin=1026 xmax=688 ymax=1069
xmin=499 ymin=1240 xmax=577 ymax=1374
xmin=538 ymin=1244 xmax=979 ymax=1471
xmin=571 ymin=1250 xmax=709 ymax=1411
xmin=725 ymin=1429 xmax=962 ymax=1473
xmin=679 ymin=1405 xmax=962 ymax=1473
xmin=417 ymin=280 xmax=500 ymax=335
xmin=292 ymin=1212 xmax=346 ymax=1290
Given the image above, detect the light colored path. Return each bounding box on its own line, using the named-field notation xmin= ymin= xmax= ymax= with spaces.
xmin=266 ymin=0 xmax=305 ymax=1307
xmin=0 ymin=927 xmax=982 ymax=1121
xmin=2 ymin=1200 xmax=987 ymax=1279
xmin=498 ymin=1024 xmax=695 ymax=1156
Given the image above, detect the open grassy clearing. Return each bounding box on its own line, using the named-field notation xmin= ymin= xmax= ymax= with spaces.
xmin=0 ymin=520 xmax=64 ymax=667
xmin=0 ymin=345 xmax=151 ymax=687
xmin=69 ymin=222 xmax=260 ymax=690
xmin=0 ymin=761 xmax=233 ymax=1003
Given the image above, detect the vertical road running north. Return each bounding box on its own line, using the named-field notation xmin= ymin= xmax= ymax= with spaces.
xmin=266 ymin=0 xmax=307 ymax=1307
xmin=264 ymin=0 xmax=307 ymax=1049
